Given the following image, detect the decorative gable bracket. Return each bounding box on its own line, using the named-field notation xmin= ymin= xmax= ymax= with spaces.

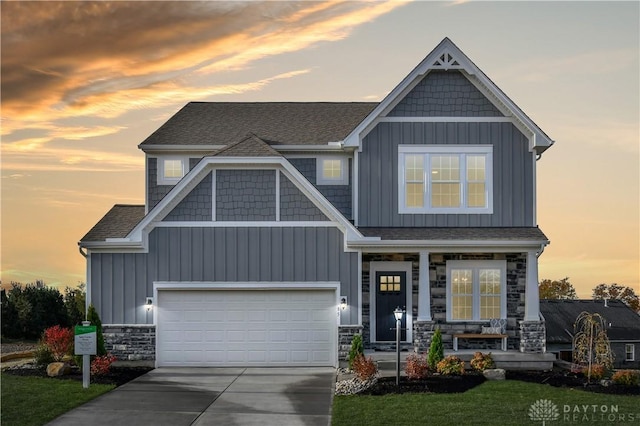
xmin=428 ymin=49 xmax=464 ymax=71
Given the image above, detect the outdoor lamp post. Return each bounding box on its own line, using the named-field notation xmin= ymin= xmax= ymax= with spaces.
xmin=393 ymin=307 xmax=404 ymax=386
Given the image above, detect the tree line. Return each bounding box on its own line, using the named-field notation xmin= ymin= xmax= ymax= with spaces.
xmin=1 ymin=281 xmax=86 ymax=340
xmin=539 ymin=278 xmax=640 ymax=313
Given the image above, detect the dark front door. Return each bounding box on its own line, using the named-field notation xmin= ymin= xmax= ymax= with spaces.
xmin=375 ymin=271 xmax=407 ymax=342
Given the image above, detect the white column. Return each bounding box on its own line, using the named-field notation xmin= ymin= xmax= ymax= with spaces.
xmin=418 ymin=251 xmax=432 ymax=321
xmin=524 ymin=250 xmax=540 ymax=321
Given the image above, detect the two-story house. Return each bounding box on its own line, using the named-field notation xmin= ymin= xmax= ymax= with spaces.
xmin=80 ymin=38 xmax=553 ymax=367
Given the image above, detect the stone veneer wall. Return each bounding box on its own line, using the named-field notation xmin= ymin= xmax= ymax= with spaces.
xmin=362 ymin=252 xmax=531 ymax=353
xmin=519 ymin=320 xmax=546 ymax=353
xmin=338 ymin=325 xmax=364 ymax=361
xmin=103 ymin=325 xmax=155 ymax=361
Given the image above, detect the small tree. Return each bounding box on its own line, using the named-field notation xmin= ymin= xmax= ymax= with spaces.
xmin=427 ymin=328 xmax=444 ymax=370
xmin=64 ymin=284 xmax=86 ymax=326
xmin=539 ymin=277 xmax=577 ymax=300
xmin=572 ymin=311 xmax=613 ymax=382
xmin=592 ymin=283 xmax=640 ymax=313
xmin=87 ymin=304 xmax=106 ymax=356
xmin=348 ymin=334 xmax=364 ymax=370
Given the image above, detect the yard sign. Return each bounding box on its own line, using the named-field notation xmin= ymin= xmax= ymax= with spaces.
xmin=74 ymin=325 xmax=97 ymax=355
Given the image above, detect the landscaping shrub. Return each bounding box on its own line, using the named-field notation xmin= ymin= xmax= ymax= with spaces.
xmin=348 ymin=334 xmax=364 ymax=370
xmin=87 ymin=304 xmax=106 ymax=356
xmin=91 ymin=354 xmax=118 ymax=376
xmin=352 ymin=354 xmax=378 ymax=381
xmin=582 ymin=364 xmax=607 ymax=381
xmin=427 ymin=328 xmax=444 ymax=370
xmin=470 ymin=352 xmax=495 ymax=372
xmin=42 ymin=325 xmax=74 ymax=361
xmin=611 ymin=370 xmax=640 ymax=387
xmin=436 ymin=355 xmax=465 ymax=375
xmin=33 ymin=344 xmax=55 ymax=367
xmin=405 ymin=354 xmax=430 ymax=379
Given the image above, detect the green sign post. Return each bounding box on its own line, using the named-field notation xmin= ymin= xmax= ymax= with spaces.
xmin=75 ymin=322 xmax=97 ymax=388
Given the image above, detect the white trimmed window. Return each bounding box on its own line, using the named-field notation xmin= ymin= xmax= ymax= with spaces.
xmin=446 ymin=260 xmax=506 ymax=321
xmin=398 ymin=145 xmax=493 ymax=214
xmin=316 ymin=157 xmax=348 ymax=185
xmin=625 ymin=344 xmax=635 ymax=361
xmin=158 ymin=157 xmax=188 ymax=185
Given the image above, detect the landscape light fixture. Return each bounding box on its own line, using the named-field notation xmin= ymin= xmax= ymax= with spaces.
xmin=393 ymin=307 xmax=404 ymax=386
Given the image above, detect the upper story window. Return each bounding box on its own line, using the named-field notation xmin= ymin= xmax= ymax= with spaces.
xmin=398 ymin=145 xmax=493 ymax=214
xmin=158 ymin=157 xmax=188 ymax=185
xmin=316 ymin=157 xmax=348 ymax=185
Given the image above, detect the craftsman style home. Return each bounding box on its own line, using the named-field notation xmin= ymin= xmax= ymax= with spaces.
xmin=80 ymin=38 xmax=554 ymax=367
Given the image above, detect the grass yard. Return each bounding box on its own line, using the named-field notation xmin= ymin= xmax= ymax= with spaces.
xmin=1 ymin=373 xmax=114 ymax=426
xmin=332 ymin=380 xmax=640 ymax=426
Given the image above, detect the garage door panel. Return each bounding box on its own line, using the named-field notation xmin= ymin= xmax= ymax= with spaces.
xmin=157 ymin=289 xmax=337 ymax=367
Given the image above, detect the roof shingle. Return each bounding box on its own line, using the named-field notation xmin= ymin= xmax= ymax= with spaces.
xmin=80 ymin=205 xmax=145 ymax=242
xmin=139 ymin=102 xmax=377 ymax=147
xmin=210 ymin=134 xmax=282 ymax=157
xmin=357 ymin=227 xmax=549 ymax=241
xmin=541 ymin=299 xmax=640 ymax=342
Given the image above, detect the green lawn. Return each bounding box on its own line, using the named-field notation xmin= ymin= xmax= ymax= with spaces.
xmin=1 ymin=373 xmax=114 ymax=426
xmin=332 ymin=380 xmax=640 ymax=426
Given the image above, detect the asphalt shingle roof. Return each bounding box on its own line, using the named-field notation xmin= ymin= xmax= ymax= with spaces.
xmin=140 ymin=102 xmax=378 ymax=147
xmin=541 ymin=299 xmax=640 ymax=343
xmin=80 ymin=205 xmax=145 ymax=242
xmin=357 ymin=227 xmax=549 ymax=241
xmin=210 ymin=134 xmax=282 ymax=157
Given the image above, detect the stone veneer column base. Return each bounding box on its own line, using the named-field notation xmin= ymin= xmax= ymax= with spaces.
xmin=519 ymin=320 xmax=546 ymax=353
xmin=413 ymin=321 xmax=436 ymax=353
xmin=103 ymin=325 xmax=156 ymax=361
xmin=338 ymin=325 xmax=364 ymax=361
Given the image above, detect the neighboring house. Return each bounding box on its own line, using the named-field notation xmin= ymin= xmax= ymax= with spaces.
xmin=79 ymin=38 xmax=554 ymax=367
xmin=541 ymin=299 xmax=640 ymax=369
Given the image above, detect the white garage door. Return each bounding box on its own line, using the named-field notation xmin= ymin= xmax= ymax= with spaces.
xmin=157 ymin=289 xmax=337 ymax=367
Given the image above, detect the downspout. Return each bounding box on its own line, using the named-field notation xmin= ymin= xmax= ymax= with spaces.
xmin=79 ymin=246 xmax=90 ymax=319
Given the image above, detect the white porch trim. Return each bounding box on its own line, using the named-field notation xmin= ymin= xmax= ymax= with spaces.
xmin=524 ymin=250 xmax=541 ymax=321
xmin=417 ymin=251 xmax=432 ymax=321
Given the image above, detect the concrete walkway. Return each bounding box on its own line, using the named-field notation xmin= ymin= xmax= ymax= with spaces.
xmin=47 ymin=367 xmax=336 ymax=426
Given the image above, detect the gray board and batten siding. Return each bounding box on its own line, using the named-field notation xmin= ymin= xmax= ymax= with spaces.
xmin=358 ymin=121 xmax=534 ymax=227
xmin=90 ymin=226 xmax=359 ymax=325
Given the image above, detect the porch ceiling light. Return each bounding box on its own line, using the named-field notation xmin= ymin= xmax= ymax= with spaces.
xmin=394 ymin=306 xmax=404 ymax=321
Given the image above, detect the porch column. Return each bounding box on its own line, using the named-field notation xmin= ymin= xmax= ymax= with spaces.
xmin=524 ymin=250 xmax=540 ymax=321
xmin=417 ymin=251 xmax=432 ymax=321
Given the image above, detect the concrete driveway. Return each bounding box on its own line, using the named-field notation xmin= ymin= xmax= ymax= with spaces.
xmin=47 ymin=367 xmax=336 ymax=426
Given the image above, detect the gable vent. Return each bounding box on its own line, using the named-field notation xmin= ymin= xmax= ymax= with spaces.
xmin=430 ymin=50 xmax=462 ymax=70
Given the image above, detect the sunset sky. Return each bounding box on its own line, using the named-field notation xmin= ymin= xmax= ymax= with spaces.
xmin=1 ymin=1 xmax=638 ymax=298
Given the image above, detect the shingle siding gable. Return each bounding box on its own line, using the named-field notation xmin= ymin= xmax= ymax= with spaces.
xmin=388 ymin=70 xmax=503 ymax=117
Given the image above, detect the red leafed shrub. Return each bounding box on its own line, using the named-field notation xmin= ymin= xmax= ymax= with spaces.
xmin=405 ymin=354 xmax=430 ymax=379
xmin=582 ymin=364 xmax=607 ymax=381
xmin=352 ymin=354 xmax=378 ymax=381
xmin=91 ymin=354 xmax=117 ymax=376
xmin=42 ymin=325 xmax=74 ymax=361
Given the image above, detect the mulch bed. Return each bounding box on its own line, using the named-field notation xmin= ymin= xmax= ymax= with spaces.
xmin=361 ymin=374 xmax=486 ymax=395
xmin=3 ymin=365 xmax=153 ymax=387
xmin=358 ymin=369 xmax=640 ymax=396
